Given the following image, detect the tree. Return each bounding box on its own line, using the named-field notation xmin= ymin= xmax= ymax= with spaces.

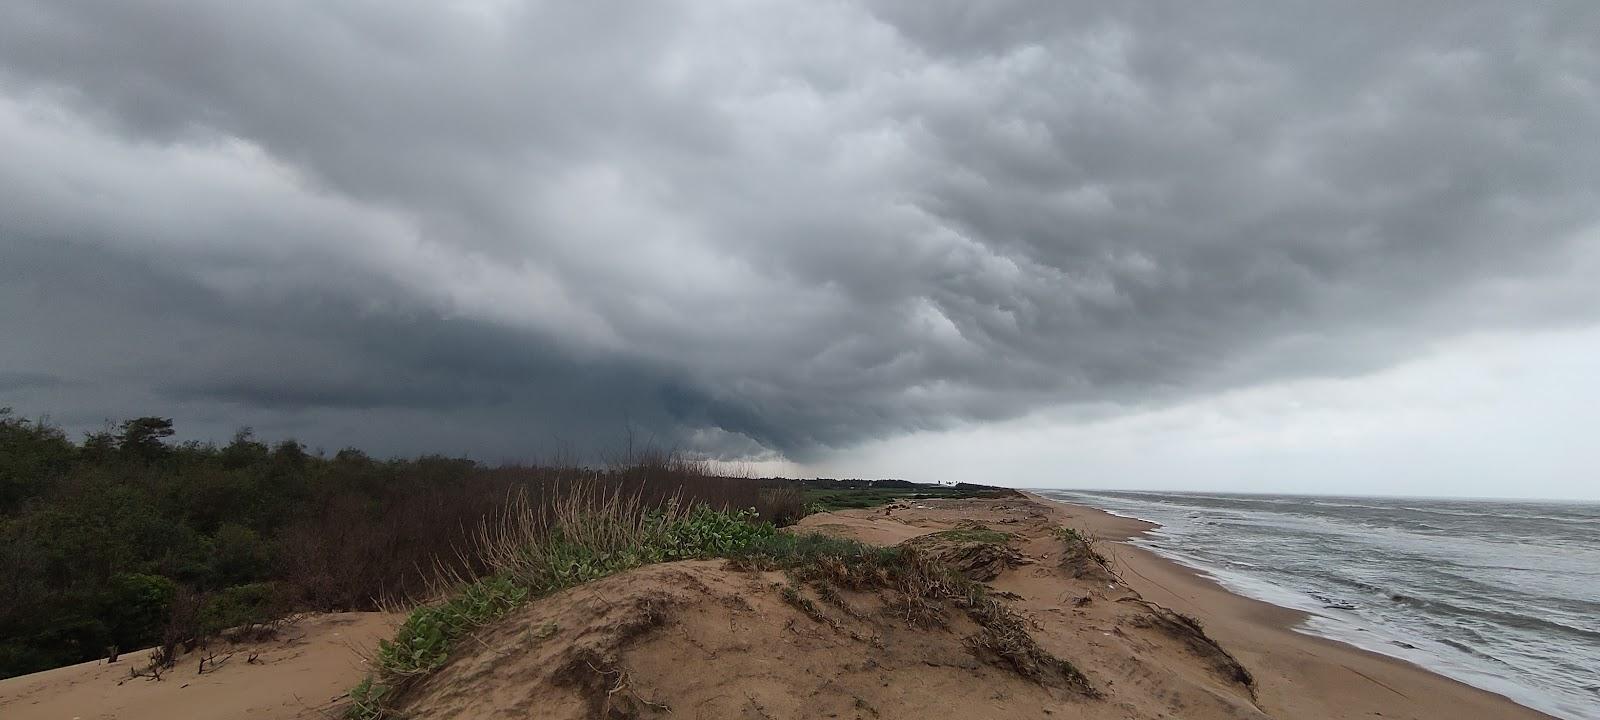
xmin=0 ymin=409 xmax=75 ymax=511
xmin=221 ymin=428 xmax=269 ymax=470
xmin=118 ymin=417 xmax=175 ymax=460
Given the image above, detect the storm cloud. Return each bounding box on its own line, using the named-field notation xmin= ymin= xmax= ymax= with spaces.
xmin=2 ymin=1 xmax=1598 ymax=461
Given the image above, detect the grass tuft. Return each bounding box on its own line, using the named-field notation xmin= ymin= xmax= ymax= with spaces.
xmin=346 ymin=486 xmax=780 ymax=719
xmin=1053 ymin=525 xmax=1114 ymax=578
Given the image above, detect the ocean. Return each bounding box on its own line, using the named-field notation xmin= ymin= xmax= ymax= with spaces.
xmin=1034 ymin=490 xmax=1600 ymax=720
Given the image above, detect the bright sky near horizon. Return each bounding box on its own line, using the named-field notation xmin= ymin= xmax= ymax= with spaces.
xmin=806 ymin=326 xmax=1600 ymax=500
xmin=2 ymin=2 xmax=1598 ymax=499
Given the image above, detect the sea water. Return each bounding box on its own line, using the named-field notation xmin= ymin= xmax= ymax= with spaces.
xmin=1035 ymin=490 xmax=1600 ymax=720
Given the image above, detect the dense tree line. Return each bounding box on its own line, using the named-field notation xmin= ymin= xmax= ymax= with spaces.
xmin=0 ymin=409 xmax=787 ymax=679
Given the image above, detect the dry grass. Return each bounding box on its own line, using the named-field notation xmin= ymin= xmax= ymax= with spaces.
xmin=733 ymin=536 xmax=1099 ymax=697
xmin=1053 ymin=526 xmax=1117 ymax=582
xmin=902 ymin=524 xmax=1024 ymax=581
xmin=962 ymin=589 xmax=1096 ymax=695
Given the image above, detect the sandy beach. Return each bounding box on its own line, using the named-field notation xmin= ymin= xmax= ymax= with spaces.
xmin=1031 ymin=492 xmax=1556 ymax=720
xmin=0 ymin=612 xmax=396 ymax=720
xmin=0 ymin=494 xmax=1559 ymax=720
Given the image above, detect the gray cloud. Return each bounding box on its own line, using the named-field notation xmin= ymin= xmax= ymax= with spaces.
xmin=1 ymin=1 xmax=1597 ymax=460
xmin=0 ymin=371 xmax=61 ymax=393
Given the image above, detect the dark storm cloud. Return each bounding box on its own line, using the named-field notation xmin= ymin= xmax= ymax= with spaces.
xmin=1 ymin=1 xmax=1597 ymax=459
xmin=2 ymin=235 xmax=767 ymax=458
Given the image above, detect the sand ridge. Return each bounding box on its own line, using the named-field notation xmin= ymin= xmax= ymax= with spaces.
xmin=0 ymin=496 xmax=1555 ymax=720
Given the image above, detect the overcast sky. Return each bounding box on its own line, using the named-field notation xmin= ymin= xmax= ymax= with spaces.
xmin=2 ymin=1 xmax=1598 ymax=499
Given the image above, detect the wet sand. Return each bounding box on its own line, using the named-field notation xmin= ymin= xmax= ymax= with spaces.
xmin=1032 ymin=492 xmax=1557 ymax=720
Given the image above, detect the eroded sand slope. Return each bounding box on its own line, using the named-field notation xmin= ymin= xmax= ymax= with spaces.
xmin=400 ymin=497 xmax=1266 ymax=719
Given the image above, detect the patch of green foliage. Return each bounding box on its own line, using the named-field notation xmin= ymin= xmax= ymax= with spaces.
xmin=101 ymin=573 xmax=177 ymax=647
xmin=347 ymin=676 xmax=392 ymax=720
xmin=929 ymin=527 xmax=1012 ymax=544
xmin=1052 ymin=526 xmax=1087 ymax=543
xmin=729 ymin=528 xmax=906 ymax=570
xmin=802 ymin=487 xmax=964 ymax=512
xmin=198 ymin=582 xmax=280 ymax=636
xmin=375 ymin=574 xmax=530 ymax=677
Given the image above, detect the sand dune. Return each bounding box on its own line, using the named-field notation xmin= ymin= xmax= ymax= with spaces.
xmin=0 ymin=496 xmax=1552 ymax=719
xmin=399 ymin=497 xmax=1263 ymax=719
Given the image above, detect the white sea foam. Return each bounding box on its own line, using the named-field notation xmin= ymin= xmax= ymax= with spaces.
xmin=1036 ymin=489 xmax=1600 ymax=720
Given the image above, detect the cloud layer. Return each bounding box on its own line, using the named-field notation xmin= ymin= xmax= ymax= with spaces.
xmin=2 ymin=1 xmax=1598 ymax=460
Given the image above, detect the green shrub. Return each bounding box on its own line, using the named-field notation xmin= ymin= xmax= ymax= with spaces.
xmin=211 ymin=523 xmax=272 ymax=584
xmin=347 ymin=676 xmax=392 ymax=720
xmin=101 ymin=573 xmax=177 ymax=651
xmin=199 ymin=583 xmax=280 ymax=635
xmin=756 ymin=487 xmax=807 ymax=526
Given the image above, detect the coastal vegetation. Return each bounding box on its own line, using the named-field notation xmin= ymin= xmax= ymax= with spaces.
xmin=0 ymin=409 xmax=788 ymax=678
xmin=0 ymin=408 xmax=1007 ymax=681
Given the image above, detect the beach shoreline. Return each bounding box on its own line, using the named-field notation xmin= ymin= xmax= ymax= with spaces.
xmin=1025 ymin=490 xmax=1558 ymax=720
xmin=0 ymin=494 xmax=1561 ymax=720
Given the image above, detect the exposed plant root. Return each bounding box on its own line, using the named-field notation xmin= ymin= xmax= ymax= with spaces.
xmin=1118 ymin=597 xmax=1256 ymax=697
xmin=551 ymin=598 xmax=675 ymax=718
